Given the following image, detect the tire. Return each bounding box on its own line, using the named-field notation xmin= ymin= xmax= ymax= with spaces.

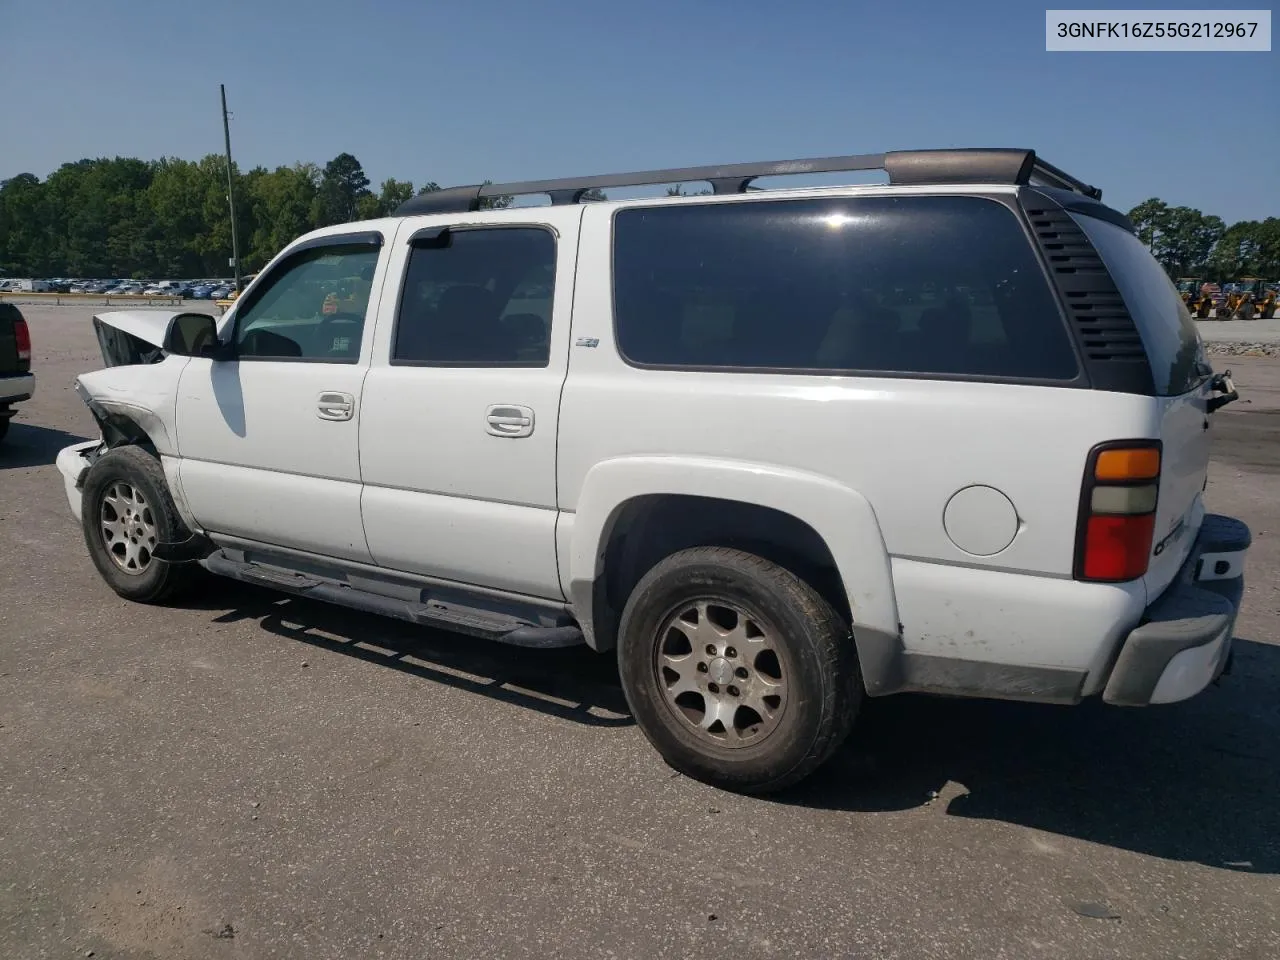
xmin=1262 ymin=303 xmax=1277 ymax=320
xmin=617 ymin=546 xmax=861 ymax=793
xmin=80 ymin=445 xmax=197 ymax=603
xmin=1237 ymin=302 xmax=1256 ymax=321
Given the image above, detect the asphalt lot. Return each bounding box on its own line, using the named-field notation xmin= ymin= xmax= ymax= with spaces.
xmin=2 ymin=305 xmax=1279 ymax=960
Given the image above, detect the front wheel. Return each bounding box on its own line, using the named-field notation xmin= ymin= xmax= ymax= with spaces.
xmin=80 ymin=445 xmax=197 ymax=603
xmin=618 ymin=547 xmax=861 ymax=794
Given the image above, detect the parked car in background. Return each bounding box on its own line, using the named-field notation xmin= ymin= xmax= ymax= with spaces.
xmin=0 ymin=302 xmax=33 ymax=444
xmin=2 ymin=279 xmax=54 ymax=293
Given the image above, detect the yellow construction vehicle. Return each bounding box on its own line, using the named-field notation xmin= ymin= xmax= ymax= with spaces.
xmin=1235 ymin=278 xmax=1278 ymax=320
xmin=1176 ymin=278 xmax=1214 ymax=318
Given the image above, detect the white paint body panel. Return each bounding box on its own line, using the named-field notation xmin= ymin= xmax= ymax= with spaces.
xmin=357 ymin=209 xmax=583 ymax=599
xmin=890 ymin=558 xmax=1145 ymax=687
xmin=175 ymin=359 xmax=374 ymax=563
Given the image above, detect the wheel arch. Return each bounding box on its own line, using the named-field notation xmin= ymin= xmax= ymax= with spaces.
xmin=77 ymin=399 xmax=198 ymax=533
xmin=567 ymin=457 xmax=903 ymax=694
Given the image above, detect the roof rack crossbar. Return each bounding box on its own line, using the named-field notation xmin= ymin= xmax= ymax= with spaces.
xmin=393 ymin=148 xmax=1100 ymax=217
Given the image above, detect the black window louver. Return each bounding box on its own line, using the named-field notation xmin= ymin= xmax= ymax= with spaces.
xmin=1022 ymin=192 xmax=1154 ymax=395
xmin=1026 ymin=206 xmax=1146 ymax=362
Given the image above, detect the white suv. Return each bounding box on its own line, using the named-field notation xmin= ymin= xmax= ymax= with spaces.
xmin=56 ymin=148 xmax=1250 ymax=793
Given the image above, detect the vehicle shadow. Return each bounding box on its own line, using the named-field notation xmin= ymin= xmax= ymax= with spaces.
xmin=186 ymin=578 xmax=1280 ymax=871
xmin=785 ymin=636 xmax=1280 ymax=874
xmin=198 ymin=580 xmax=633 ymax=728
xmin=0 ymin=422 xmax=89 ymax=469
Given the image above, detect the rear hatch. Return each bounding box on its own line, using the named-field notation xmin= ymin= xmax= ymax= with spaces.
xmin=0 ymin=304 xmax=22 ymax=374
xmin=1072 ymin=213 xmax=1214 ymax=597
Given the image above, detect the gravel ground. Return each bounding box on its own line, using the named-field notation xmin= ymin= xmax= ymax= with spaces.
xmin=2 ymin=306 xmax=1278 ymax=960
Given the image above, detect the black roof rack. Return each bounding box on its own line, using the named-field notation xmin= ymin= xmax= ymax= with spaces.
xmin=394 ymin=148 xmax=1101 ymax=217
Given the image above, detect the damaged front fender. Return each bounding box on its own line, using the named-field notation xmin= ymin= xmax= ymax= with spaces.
xmin=75 ymin=365 xmax=184 ymax=456
xmin=75 ymin=310 xmax=219 ymax=456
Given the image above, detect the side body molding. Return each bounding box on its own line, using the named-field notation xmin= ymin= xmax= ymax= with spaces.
xmin=566 ymin=456 xmax=904 ymax=693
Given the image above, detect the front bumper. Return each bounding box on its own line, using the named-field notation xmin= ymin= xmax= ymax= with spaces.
xmin=1103 ymin=514 xmax=1250 ymax=706
xmin=55 ymin=439 xmax=101 ymax=523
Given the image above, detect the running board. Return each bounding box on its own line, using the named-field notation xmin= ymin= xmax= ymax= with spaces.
xmin=202 ymin=551 xmax=584 ymax=649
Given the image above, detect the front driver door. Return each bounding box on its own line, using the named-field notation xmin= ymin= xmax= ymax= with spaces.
xmin=175 ymin=230 xmax=389 ymax=563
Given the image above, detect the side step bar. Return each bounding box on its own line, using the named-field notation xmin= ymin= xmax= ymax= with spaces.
xmin=202 ymin=551 xmax=584 ymax=649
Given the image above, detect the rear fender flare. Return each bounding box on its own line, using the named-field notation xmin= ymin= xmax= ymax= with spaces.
xmin=567 ymin=457 xmax=902 ymax=688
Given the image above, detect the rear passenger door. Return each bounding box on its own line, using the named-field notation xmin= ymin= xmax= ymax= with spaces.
xmin=359 ymin=209 xmax=582 ymax=599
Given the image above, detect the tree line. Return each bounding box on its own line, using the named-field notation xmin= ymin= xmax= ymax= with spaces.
xmin=1125 ymin=199 xmax=1279 ymax=281
xmin=1 ymin=152 xmax=1275 ymax=281
xmin=0 ymin=152 xmax=509 ymax=280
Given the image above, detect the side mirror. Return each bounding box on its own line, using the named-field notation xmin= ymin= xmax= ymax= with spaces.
xmin=163 ymin=313 xmax=222 ymax=358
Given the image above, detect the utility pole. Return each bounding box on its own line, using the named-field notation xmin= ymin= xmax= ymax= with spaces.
xmin=220 ymin=83 xmax=242 ymax=293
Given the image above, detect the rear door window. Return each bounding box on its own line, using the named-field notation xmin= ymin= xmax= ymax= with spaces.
xmin=1071 ymin=213 xmax=1210 ymax=396
xmin=612 ymin=195 xmax=1080 ymax=381
xmin=393 ymin=227 xmax=556 ymax=367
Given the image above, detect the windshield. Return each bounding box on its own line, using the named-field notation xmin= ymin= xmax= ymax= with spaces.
xmin=1072 ymin=213 xmax=1211 ymax=396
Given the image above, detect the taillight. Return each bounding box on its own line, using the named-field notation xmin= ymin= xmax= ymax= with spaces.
xmin=1075 ymin=441 xmax=1161 ymax=582
xmin=14 ymin=317 xmax=31 ymax=371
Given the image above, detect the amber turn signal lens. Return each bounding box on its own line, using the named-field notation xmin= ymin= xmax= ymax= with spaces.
xmin=1095 ymin=448 xmax=1161 ymax=481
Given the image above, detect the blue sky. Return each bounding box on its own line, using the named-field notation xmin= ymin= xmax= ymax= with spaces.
xmin=6 ymin=0 xmax=1277 ymax=223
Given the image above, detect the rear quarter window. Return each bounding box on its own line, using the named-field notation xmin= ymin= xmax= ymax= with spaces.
xmin=1072 ymin=213 xmax=1210 ymax=396
xmin=612 ymin=195 xmax=1080 ymax=381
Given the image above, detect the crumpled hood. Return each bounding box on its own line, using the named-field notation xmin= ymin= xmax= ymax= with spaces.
xmin=95 ymin=310 xmax=185 ymax=348
xmin=93 ymin=310 xmax=221 ymax=367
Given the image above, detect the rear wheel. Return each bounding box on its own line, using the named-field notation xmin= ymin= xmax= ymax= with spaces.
xmin=618 ymin=547 xmax=861 ymax=793
xmin=81 ymin=446 xmax=197 ymax=603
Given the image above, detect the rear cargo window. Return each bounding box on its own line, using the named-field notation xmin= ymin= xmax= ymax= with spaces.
xmin=612 ymin=196 xmax=1079 ymax=381
xmin=1072 ymin=214 xmax=1210 ymax=396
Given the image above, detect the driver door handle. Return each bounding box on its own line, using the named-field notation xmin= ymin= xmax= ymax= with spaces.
xmin=317 ymin=391 xmax=355 ymax=421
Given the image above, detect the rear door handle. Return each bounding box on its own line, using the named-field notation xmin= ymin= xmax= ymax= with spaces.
xmin=485 ymin=404 xmax=534 ymax=438
xmin=317 ymin=391 xmax=355 ymax=421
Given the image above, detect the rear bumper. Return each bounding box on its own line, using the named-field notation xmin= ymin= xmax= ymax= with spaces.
xmin=0 ymin=373 xmax=35 ymax=407
xmin=1102 ymin=514 xmax=1250 ymax=706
